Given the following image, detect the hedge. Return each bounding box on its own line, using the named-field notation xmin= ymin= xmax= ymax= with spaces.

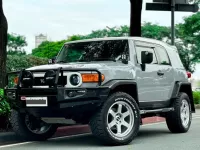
xmin=0 ymin=89 xmax=11 ymax=117
xmin=0 ymin=89 xmax=11 ymax=130
xmin=193 ymin=91 xmax=200 ymax=104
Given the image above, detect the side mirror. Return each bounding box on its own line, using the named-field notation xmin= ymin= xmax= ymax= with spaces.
xmin=48 ymin=57 xmax=56 ymax=64
xmin=141 ymin=51 xmax=153 ymax=64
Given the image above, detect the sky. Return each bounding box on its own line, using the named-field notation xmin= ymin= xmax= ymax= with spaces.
xmin=3 ymin=0 xmax=195 ymax=54
xmin=3 ymin=0 xmax=200 ymax=78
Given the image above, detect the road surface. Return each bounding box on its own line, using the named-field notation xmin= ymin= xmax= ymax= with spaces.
xmin=0 ymin=110 xmax=199 ymax=150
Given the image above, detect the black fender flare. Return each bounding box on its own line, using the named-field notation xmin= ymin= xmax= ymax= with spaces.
xmin=171 ymin=81 xmax=195 ymax=113
xmin=103 ymin=80 xmax=139 ymax=103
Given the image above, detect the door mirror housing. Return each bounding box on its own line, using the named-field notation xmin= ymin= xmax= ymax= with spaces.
xmin=141 ymin=51 xmax=153 ymax=64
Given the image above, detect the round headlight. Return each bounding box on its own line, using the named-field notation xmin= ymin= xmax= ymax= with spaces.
xmin=44 ymin=70 xmax=56 ymax=86
xmin=70 ymin=74 xmax=80 ymax=86
xmin=21 ymin=71 xmax=34 ymax=87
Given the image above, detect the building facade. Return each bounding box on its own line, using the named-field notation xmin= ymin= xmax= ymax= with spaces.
xmin=35 ymin=34 xmax=47 ymax=48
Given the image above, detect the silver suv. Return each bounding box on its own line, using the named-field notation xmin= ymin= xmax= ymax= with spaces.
xmin=5 ymin=37 xmax=195 ymax=146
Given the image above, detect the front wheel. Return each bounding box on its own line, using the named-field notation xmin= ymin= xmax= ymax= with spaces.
xmin=166 ymin=92 xmax=192 ymax=133
xmin=10 ymin=109 xmax=58 ymax=141
xmin=89 ymin=92 xmax=140 ymax=146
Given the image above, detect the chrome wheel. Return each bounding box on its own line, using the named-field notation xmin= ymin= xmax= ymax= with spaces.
xmin=25 ymin=115 xmax=52 ymax=135
xmin=180 ymin=99 xmax=190 ymax=128
xmin=107 ymin=101 xmax=134 ymax=138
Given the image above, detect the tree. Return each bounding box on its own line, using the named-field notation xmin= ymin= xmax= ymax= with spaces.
xmin=175 ymin=12 xmax=200 ymax=72
xmin=7 ymin=33 xmax=27 ymax=54
xmin=141 ymin=22 xmax=170 ymax=40
xmin=175 ymin=42 xmax=196 ymax=73
xmin=32 ymin=35 xmax=82 ymax=59
xmin=0 ymin=0 xmax=8 ymax=89
xmin=6 ymin=55 xmax=48 ymax=72
xmin=130 ymin=0 xmax=143 ymax=36
xmin=32 ymin=23 xmax=171 ymax=59
xmin=32 ymin=40 xmax=68 ymax=59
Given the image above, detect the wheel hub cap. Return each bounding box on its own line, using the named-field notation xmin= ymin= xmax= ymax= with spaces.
xmin=25 ymin=115 xmax=52 ymax=135
xmin=107 ymin=101 xmax=134 ymax=138
xmin=180 ymin=99 xmax=190 ymax=128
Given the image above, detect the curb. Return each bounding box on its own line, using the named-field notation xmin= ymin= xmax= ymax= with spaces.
xmin=54 ymin=125 xmax=90 ymax=137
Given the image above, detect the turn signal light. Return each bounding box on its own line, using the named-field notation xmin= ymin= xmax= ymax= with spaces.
xmin=81 ymin=74 xmax=105 ymax=83
xmin=14 ymin=77 xmax=19 ymax=84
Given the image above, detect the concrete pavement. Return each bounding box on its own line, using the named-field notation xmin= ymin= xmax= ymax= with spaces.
xmin=0 ymin=110 xmax=199 ymax=149
xmin=0 ymin=114 xmax=199 ymax=150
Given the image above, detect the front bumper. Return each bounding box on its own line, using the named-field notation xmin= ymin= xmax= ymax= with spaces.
xmin=4 ymin=68 xmax=110 ymax=118
xmin=5 ymin=87 xmax=110 ymax=118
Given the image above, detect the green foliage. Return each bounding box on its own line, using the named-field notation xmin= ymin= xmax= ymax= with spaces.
xmin=141 ymin=22 xmax=170 ymax=40
xmin=6 ymin=55 xmax=48 ymax=72
xmin=7 ymin=33 xmax=27 ymax=55
xmin=0 ymin=89 xmax=11 ymax=117
xmin=193 ymin=91 xmax=200 ymax=104
xmin=175 ymin=42 xmax=196 ymax=73
xmin=175 ymin=12 xmax=200 ymax=72
xmin=32 ymin=40 xmax=67 ymax=59
xmin=7 ymin=50 xmax=26 ymax=56
xmin=31 ymin=23 xmax=171 ymax=59
xmin=0 ymin=89 xmax=3 ymax=96
xmin=83 ymin=25 xmax=130 ymax=39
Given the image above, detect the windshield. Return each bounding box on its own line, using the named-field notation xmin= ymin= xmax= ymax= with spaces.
xmin=56 ymin=39 xmax=129 ymax=63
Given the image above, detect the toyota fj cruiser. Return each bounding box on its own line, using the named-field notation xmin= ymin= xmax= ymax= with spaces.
xmin=4 ymin=37 xmax=195 ymax=146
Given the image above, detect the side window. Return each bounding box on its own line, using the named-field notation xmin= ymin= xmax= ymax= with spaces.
xmin=135 ymin=46 xmax=158 ymax=64
xmin=155 ymin=46 xmax=170 ymax=65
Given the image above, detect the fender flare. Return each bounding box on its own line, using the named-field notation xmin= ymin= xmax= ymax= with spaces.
xmin=171 ymin=81 xmax=195 ymax=113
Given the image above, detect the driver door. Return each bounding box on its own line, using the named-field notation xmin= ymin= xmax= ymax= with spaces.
xmin=134 ymin=41 xmax=164 ymax=107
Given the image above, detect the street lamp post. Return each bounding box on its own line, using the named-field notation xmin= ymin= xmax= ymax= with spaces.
xmin=171 ymin=0 xmax=175 ymax=45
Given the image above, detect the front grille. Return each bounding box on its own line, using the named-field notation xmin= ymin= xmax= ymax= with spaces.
xmin=34 ymin=76 xmax=67 ymax=86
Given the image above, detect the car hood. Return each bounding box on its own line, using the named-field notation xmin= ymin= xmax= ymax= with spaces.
xmin=26 ymin=61 xmax=130 ymax=71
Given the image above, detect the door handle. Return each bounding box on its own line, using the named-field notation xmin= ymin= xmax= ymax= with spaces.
xmin=157 ymin=70 xmax=164 ymax=76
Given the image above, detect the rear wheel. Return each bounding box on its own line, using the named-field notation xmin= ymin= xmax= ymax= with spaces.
xmin=166 ymin=92 xmax=192 ymax=133
xmin=10 ymin=109 xmax=58 ymax=141
xmin=89 ymin=92 xmax=140 ymax=146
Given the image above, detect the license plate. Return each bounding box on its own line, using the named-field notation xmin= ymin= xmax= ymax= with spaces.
xmin=22 ymin=97 xmax=48 ymax=107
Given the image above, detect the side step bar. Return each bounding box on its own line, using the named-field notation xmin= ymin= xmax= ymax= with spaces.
xmin=140 ymin=107 xmax=174 ymax=115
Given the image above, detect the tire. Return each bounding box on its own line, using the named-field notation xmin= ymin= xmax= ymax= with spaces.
xmin=166 ymin=92 xmax=192 ymax=133
xmin=10 ymin=109 xmax=58 ymax=141
xmin=89 ymin=92 xmax=140 ymax=146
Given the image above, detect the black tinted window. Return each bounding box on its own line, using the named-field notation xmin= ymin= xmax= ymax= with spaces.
xmin=56 ymin=40 xmax=129 ymax=63
xmin=135 ymin=46 xmax=158 ymax=64
xmin=155 ymin=45 xmax=170 ymax=65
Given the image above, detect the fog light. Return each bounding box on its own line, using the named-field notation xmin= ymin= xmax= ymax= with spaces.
xmin=21 ymin=71 xmax=34 ymax=87
xmin=44 ymin=70 xmax=56 ymax=86
xmin=68 ymin=91 xmax=76 ymax=97
xmin=67 ymin=89 xmax=86 ymax=98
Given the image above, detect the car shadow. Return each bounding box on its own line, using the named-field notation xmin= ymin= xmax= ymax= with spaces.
xmin=35 ymin=128 xmax=172 ymax=148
